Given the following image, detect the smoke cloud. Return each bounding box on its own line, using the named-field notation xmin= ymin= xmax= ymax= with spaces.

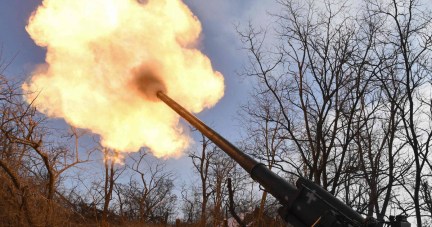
xmin=23 ymin=0 xmax=225 ymax=158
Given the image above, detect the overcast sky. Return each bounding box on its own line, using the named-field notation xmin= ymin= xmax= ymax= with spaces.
xmin=0 ymin=0 xmax=281 ymax=181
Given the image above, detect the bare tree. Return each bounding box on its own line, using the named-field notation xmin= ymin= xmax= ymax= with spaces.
xmin=181 ymin=183 xmax=202 ymax=224
xmin=237 ymin=0 xmax=432 ymax=225
xmin=99 ymin=148 xmax=124 ymax=227
xmin=208 ymin=147 xmax=235 ymax=227
xmin=0 ymin=64 xmax=95 ymax=226
xmin=127 ymin=148 xmax=176 ymax=224
xmin=365 ymin=0 xmax=432 ymax=225
xmin=227 ymin=177 xmax=246 ymax=227
xmin=189 ymin=133 xmax=215 ymax=226
xmin=238 ymin=90 xmax=287 ymax=226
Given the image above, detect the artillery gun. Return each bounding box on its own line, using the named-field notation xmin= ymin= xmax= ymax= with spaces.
xmin=157 ymin=91 xmax=410 ymax=227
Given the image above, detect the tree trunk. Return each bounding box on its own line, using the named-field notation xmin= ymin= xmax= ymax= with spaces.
xmin=101 ymin=155 xmax=115 ymax=227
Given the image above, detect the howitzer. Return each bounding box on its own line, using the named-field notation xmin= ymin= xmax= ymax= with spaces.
xmin=157 ymin=91 xmax=410 ymax=227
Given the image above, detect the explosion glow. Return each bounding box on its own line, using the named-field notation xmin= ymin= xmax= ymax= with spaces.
xmin=23 ymin=0 xmax=225 ymax=158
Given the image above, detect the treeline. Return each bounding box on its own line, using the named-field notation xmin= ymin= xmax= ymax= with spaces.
xmin=235 ymin=0 xmax=432 ymax=226
xmin=0 ymin=71 xmax=179 ymax=226
xmin=2 ymin=0 xmax=432 ymax=226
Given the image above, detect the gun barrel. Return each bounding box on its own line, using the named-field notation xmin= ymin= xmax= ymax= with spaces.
xmin=157 ymin=91 xmax=258 ymax=172
xmin=157 ymin=91 xmax=298 ymax=203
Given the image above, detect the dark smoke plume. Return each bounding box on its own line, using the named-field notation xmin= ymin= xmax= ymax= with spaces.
xmin=131 ymin=62 xmax=167 ymax=101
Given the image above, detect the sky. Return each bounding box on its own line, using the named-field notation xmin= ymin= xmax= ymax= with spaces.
xmin=0 ymin=0 xmax=280 ymax=182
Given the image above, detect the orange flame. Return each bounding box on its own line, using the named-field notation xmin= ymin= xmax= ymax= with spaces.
xmin=23 ymin=0 xmax=225 ymax=158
